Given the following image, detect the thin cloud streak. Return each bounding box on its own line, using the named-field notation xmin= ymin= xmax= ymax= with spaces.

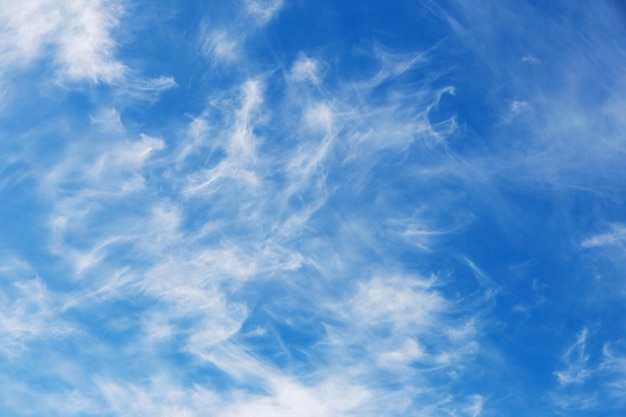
xmin=554 ymin=328 xmax=591 ymax=386
xmin=581 ymin=223 xmax=626 ymax=249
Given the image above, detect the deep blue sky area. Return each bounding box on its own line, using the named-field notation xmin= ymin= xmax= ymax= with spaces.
xmin=1 ymin=1 xmax=625 ymax=416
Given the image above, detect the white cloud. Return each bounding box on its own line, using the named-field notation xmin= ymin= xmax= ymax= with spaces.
xmin=46 ymin=127 xmax=162 ymax=191
xmin=120 ymin=75 xmax=178 ymax=101
xmin=0 ymin=3 xmax=541 ymax=415
xmin=581 ymin=223 xmax=626 ymax=249
xmin=184 ymin=80 xmax=263 ymax=196
xmin=303 ymin=102 xmax=334 ymax=134
xmin=555 ymin=328 xmax=591 ymax=385
xmin=290 ymin=55 xmax=322 ymax=85
xmin=1 ymin=60 xmax=482 ymax=417
xmin=0 ymin=0 xmax=62 ymax=64
xmin=0 ymin=0 xmax=126 ymax=83
xmin=90 ymin=107 xmax=126 ymax=133
xmin=579 ymin=223 xmax=626 ymax=284
xmin=551 ymin=332 xmax=626 ymax=411
xmin=55 ymin=0 xmax=126 ymax=83
xmin=201 ymin=29 xmax=241 ymax=63
xmin=346 ymin=275 xmax=444 ymax=332
xmin=199 ymin=0 xmax=284 ymax=66
xmin=245 ymin=0 xmax=285 ymax=25
xmin=0 ymin=274 xmax=72 ymax=356
xmin=222 ymin=377 xmax=371 ymax=417
xmin=364 ymin=46 xmax=428 ymax=90
xmin=600 ymin=341 xmax=626 ymax=400
xmin=464 ymin=394 xmax=484 ymax=417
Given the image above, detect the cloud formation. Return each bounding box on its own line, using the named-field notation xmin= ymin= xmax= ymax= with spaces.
xmin=1 ymin=1 xmax=625 ymax=416
xmin=0 ymin=0 xmax=125 ymax=83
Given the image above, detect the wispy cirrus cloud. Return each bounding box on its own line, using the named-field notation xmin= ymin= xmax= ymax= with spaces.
xmin=0 ymin=0 xmax=178 ymax=113
xmin=199 ymin=0 xmax=285 ymax=66
xmin=550 ymin=329 xmax=626 ymax=413
xmin=579 ymin=223 xmax=626 ymax=295
xmin=555 ymin=328 xmax=591 ymax=386
xmin=0 ymin=0 xmax=126 ymax=84
xmin=600 ymin=341 xmax=626 ymax=402
xmin=244 ymin=0 xmax=285 ymax=25
xmin=289 ymin=54 xmax=324 ymax=85
xmin=1 ymin=1 xmax=625 ymax=416
xmin=425 ymin=0 xmax=626 ymax=193
xmin=581 ymin=223 xmax=626 ymax=249
xmin=201 ymin=29 xmax=241 ymax=64
xmin=0 ymin=257 xmax=72 ymax=357
xmin=0 ymin=28 xmax=496 ymax=417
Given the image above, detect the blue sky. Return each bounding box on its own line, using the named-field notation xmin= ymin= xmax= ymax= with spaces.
xmin=1 ymin=0 xmax=625 ymax=416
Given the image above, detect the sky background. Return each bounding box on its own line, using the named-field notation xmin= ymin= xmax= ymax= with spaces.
xmin=1 ymin=0 xmax=626 ymax=416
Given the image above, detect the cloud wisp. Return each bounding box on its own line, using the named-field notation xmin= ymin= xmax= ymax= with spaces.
xmin=0 ymin=0 xmax=126 ymax=84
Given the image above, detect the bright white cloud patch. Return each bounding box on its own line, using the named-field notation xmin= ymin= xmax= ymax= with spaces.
xmin=0 ymin=0 xmax=125 ymax=83
xmin=245 ymin=0 xmax=284 ymax=24
xmin=1 ymin=1 xmax=625 ymax=417
xmin=290 ymin=55 xmax=322 ymax=84
xmin=581 ymin=223 xmax=626 ymax=249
